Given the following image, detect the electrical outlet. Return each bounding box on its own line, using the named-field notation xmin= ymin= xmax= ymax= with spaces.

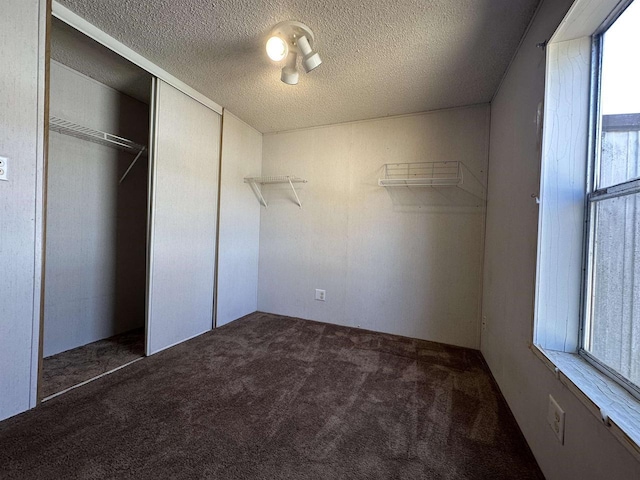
xmin=0 ymin=156 xmax=7 ymax=181
xmin=547 ymin=395 xmax=565 ymax=444
xmin=315 ymin=289 xmax=325 ymax=301
xmin=482 ymin=315 xmax=487 ymax=330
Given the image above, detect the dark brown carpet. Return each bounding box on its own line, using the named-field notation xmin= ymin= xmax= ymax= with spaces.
xmin=41 ymin=328 xmax=145 ymax=399
xmin=0 ymin=312 xmax=543 ymax=479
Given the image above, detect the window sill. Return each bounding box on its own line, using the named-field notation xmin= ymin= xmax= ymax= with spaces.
xmin=531 ymin=344 xmax=640 ymax=461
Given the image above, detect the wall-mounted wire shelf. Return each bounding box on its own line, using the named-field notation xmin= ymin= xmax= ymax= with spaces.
xmin=50 ymin=116 xmax=145 ymax=152
xmin=244 ymin=175 xmax=308 ymax=208
xmin=378 ymin=161 xmax=485 ymax=200
xmin=49 ymin=116 xmax=147 ymax=184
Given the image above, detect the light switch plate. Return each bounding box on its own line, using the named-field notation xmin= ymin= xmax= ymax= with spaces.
xmin=0 ymin=156 xmax=7 ymax=181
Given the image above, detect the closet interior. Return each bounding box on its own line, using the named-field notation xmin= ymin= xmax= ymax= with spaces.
xmin=41 ymin=18 xmax=153 ymax=399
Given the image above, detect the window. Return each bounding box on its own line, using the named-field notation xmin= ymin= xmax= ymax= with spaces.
xmin=582 ymin=0 xmax=640 ymax=397
xmin=534 ymin=0 xmax=640 ymax=455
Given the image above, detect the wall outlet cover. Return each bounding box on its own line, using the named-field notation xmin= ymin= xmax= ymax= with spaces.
xmin=315 ymin=289 xmax=326 ymax=301
xmin=0 ymin=156 xmax=7 ymax=181
xmin=547 ymin=394 xmax=565 ymax=444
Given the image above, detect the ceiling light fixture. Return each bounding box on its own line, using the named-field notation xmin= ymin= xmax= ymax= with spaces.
xmin=266 ymin=21 xmax=322 ymax=85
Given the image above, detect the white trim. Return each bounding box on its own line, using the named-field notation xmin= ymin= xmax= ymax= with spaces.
xmin=30 ymin=0 xmax=48 ymax=409
xmin=534 ymin=36 xmax=591 ymax=352
xmin=145 ymin=78 xmax=159 ymax=357
xmin=51 ymin=1 xmax=222 ymax=115
xmin=551 ymin=0 xmax=627 ymax=43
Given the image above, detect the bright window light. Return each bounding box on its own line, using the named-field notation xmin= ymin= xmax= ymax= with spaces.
xmin=600 ymin=0 xmax=640 ymax=115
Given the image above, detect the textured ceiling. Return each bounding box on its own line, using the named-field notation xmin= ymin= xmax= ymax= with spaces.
xmin=57 ymin=0 xmax=540 ymax=133
xmin=51 ymin=17 xmax=152 ymax=104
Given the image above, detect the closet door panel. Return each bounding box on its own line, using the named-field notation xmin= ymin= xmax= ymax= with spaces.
xmin=146 ymin=79 xmax=220 ymax=355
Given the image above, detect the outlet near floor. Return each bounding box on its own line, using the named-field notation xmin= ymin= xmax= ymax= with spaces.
xmin=315 ymin=289 xmax=326 ymax=301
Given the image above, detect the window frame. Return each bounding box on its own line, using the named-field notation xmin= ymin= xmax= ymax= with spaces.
xmin=579 ymin=9 xmax=640 ymax=400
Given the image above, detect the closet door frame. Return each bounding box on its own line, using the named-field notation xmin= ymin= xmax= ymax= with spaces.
xmin=145 ymin=77 xmax=159 ymax=357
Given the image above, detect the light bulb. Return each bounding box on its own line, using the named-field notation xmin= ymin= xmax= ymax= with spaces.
xmin=266 ymin=36 xmax=288 ymax=62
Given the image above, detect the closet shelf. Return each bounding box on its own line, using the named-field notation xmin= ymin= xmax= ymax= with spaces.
xmin=49 ymin=116 xmax=146 ymax=153
xmin=378 ymin=161 xmax=485 ymax=200
xmin=49 ymin=116 xmax=147 ymax=184
xmin=244 ymin=175 xmax=308 ymax=208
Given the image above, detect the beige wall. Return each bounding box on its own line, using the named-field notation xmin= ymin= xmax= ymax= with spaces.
xmin=259 ymin=105 xmax=490 ymax=348
xmin=482 ymin=0 xmax=640 ymax=478
xmin=0 ymin=0 xmax=46 ymax=419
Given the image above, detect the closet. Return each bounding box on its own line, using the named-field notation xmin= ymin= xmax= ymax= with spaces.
xmin=42 ymin=15 xmax=221 ymax=401
xmin=41 ymin=18 xmax=152 ymax=399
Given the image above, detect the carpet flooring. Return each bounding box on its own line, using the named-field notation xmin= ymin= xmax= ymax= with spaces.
xmin=41 ymin=328 xmax=145 ymax=399
xmin=0 ymin=312 xmax=543 ymax=479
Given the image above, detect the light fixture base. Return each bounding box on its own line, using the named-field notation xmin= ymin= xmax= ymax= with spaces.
xmin=269 ymin=21 xmax=316 ymax=53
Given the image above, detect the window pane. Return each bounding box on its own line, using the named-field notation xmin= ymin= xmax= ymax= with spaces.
xmin=587 ymin=193 xmax=640 ymax=387
xmin=598 ymin=0 xmax=640 ymax=189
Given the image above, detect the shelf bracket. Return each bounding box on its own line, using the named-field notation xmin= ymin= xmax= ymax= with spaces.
xmin=119 ymin=147 xmax=146 ymax=184
xmin=288 ymin=177 xmax=302 ymax=208
xmin=248 ymin=180 xmax=269 ymax=208
xmin=244 ymin=175 xmax=307 ymax=208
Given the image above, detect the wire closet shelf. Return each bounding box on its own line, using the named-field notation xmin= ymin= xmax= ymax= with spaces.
xmin=50 ymin=116 xmax=146 ymax=153
xmin=49 ymin=116 xmax=147 ymax=184
xmin=378 ymin=161 xmax=485 ymax=200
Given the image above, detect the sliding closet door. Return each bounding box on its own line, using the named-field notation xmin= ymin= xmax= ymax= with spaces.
xmin=146 ymin=79 xmax=220 ymax=355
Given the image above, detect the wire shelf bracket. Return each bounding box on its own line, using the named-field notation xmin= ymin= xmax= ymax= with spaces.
xmin=244 ymin=175 xmax=308 ymax=208
xmin=49 ymin=116 xmax=147 ymax=184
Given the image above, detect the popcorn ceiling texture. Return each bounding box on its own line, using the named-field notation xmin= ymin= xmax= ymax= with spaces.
xmin=58 ymin=0 xmax=541 ymax=133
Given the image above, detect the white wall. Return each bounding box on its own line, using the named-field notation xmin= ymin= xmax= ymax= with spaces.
xmin=259 ymin=106 xmax=489 ymax=348
xmin=482 ymin=0 xmax=640 ymax=478
xmin=44 ymin=62 xmax=149 ymax=357
xmin=216 ymin=111 xmax=262 ymax=326
xmin=0 ymin=0 xmax=45 ymax=420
